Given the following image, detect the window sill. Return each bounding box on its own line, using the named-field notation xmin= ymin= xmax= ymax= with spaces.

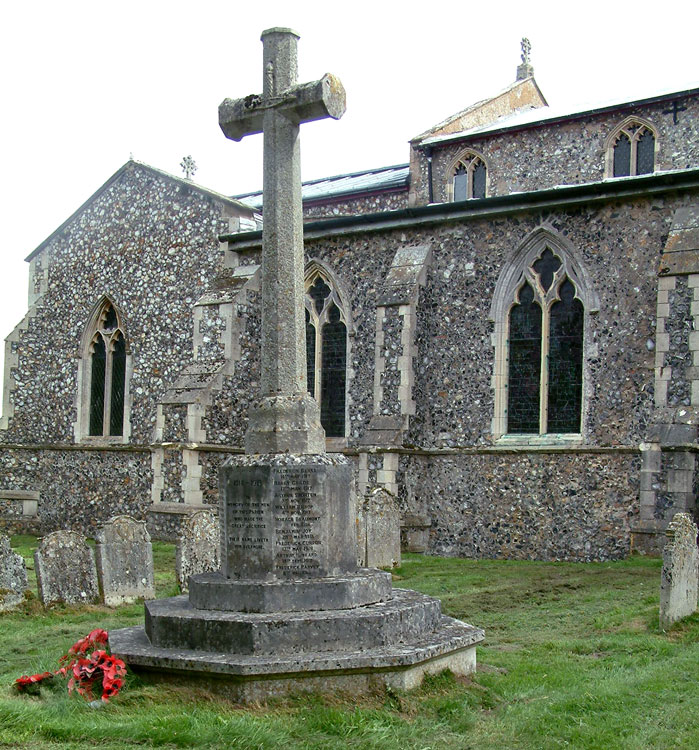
xmin=78 ymin=435 xmax=129 ymax=446
xmin=496 ymin=433 xmax=583 ymax=447
xmin=326 ymin=437 xmax=348 ymax=452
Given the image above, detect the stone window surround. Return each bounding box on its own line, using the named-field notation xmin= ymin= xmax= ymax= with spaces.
xmin=604 ymin=116 xmax=659 ymax=179
xmin=304 ymin=260 xmax=353 ymax=449
xmin=445 ymin=149 xmax=489 ymax=202
xmin=490 ymin=225 xmax=599 ymax=443
xmin=74 ymin=295 xmax=132 ymax=444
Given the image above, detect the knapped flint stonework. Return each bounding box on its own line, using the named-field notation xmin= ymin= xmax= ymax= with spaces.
xmin=176 ymin=509 xmax=220 ymax=592
xmin=2 ymin=77 xmax=699 ymax=561
xmin=413 ymin=98 xmax=699 ymax=206
xmin=34 ymin=530 xmax=99 ymax=606
xmin=95 ymin=515 xmax=155 ymax=606
xmin=659 ymin=512 xmax=698 ymax=628
xmin=0 ymin=533 xmax=28 ymax=611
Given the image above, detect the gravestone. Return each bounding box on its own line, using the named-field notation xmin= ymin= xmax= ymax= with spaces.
xmin=34 ymin=530 xmax=99 ymax=606
xmin=357 ymin=487 xmax=401 ymax=568
xmin=110 ymin=28 xmax=483 ymax=700
xmin=659 ymin=512 xmax=698 ymax=629
xmin=96 ymin=515 xmax=155 ymax=606
xmin=176 ymin=509 xmax=220 ymax=593
xmin=0 ymin=533 xmax=28 ymax=611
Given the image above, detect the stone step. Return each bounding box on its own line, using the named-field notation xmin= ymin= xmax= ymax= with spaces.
xmin=188 ymin=568 xmax=392 ymax=613
xmin=144 ymin=588 xmax=442 ymax=656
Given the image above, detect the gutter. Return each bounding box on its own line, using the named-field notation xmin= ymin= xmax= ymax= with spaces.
xmin=220 ymin=168 xmax=699 ymax=248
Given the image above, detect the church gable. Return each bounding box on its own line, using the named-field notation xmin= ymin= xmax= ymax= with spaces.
xmin=2 ymin=162 xmax=253 ymax=446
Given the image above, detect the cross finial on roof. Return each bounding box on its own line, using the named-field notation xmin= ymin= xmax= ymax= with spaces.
xmin=516 ymin=37 xmax=534 ymax=81
xmin=180 ymin=155 xmax=197 ymax=180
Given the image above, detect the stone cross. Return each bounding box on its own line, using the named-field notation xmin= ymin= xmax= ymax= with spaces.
xmin=219 ymin=28 xmax=346 ymax=454
xmin=521 ymin=37 xmax=531 ymax=65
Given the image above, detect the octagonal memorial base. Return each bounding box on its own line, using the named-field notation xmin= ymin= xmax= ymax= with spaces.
xmin=109 ymin=589 xmax=484 ymax=703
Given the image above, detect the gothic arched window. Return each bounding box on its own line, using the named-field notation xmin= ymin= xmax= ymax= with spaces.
xmin=305 ymin=269 xmax=348 ymax=438
xmin=607 ymin=118 xmax=657 ymax=178
xmin=85 ymin=300 xmax=128 ymax=438
xmin=449 ymin=151 xmax=487 ymax=201
xmin=490 ymin=227 xmax=598 ymax=440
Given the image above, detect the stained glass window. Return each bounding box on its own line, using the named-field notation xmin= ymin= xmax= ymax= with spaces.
xmin=508 ymin=283 xmax=542 ymax=433
xmin=305 ymin=273 xmax=347 ymax=439
xmin=109 ymin=334 xmax=126 ymax=436
xmin=472 ymin=161 xmax=487 ymax=199
xmin=613 ymin=133 xmax=631 ymax=177
xmin=86 ymin=301 xmax=127 ymax=438
xmin=636 ymin=130 xmax=655 ymax=175
xmin=320 ymin=304 xmax=347 ymax=437
xmin=548 ymin=281 xmax=583 ymax=432
xmin=506 ymin=249 xmax=584 ymax=435
xmin=89 ymin=337 xmax=106 ymax=436
xmin=611 ymin=121 xmax=656 ymax=177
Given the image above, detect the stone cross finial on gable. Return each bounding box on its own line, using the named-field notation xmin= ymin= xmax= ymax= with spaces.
xmin=219 ymin=28 xmax=346 ymax=454
xmin=516 ymin=37 xmax=534 ymax=81
xmin=180 ymin=155 xmax=197 ymax=180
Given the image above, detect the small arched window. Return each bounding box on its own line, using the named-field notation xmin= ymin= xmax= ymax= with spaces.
xmin=449 ymin=151 xmax=487 ymax=201
xmin=305 ymin=269 xmax=348 ymax=438
xmin=607 ymin=118 xmax=657 ymax=177
xmin=86 ymin=301 xmax=127 ymax=437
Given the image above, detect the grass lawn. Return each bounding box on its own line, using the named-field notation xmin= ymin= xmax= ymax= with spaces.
xmin=1 ymin=537 xmax=697 ymax=749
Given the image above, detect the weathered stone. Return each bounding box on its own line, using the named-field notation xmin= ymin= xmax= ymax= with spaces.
xmin=110 ymin=29 xmax=484 ymax=701
xmin=189 ymin=568 xmax=391 ymax=613
xmin=0 ymin=533 xmax=28 ymax=611
xmin=34 ymin=530 xmax=99 ymax=606
xmin=219 ymin=454 xmax=356 ymax=580
xmin=659 ymin=512 xmax=698 ymax=628
xmin=357 ymin=487 xmax=401 ymax=568
xmin=96 ymin=515 xmax=155 ymax=606
xmin=109 ymin=615 xmax=483 ymax=703
xmin=176 ymin=509 xmax=220 ymax=593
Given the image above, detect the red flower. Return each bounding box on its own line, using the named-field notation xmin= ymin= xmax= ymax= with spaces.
xmin=14 ymin=672 xmax=54 ymax=692
xmin=16 ymin=629 xmax=126 ymax=703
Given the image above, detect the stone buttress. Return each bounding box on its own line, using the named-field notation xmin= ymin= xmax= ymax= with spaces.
xmin=633 ymin=203 xmax=699 ymax=553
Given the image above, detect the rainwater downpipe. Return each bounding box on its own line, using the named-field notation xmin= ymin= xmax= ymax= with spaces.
xmin=426 ymin=147 xmax=434 ymax=204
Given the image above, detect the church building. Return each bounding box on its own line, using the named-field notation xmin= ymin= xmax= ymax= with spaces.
xmin=2 ymin=48 xmax=698 ymax=560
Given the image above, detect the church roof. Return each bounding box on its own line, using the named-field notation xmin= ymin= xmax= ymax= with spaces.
xmin=419 ymin=81 xmax=699 ymax=147
xmin=233 ymin=163 xmax=410 ymax=210
xmin=25 ymin=161 xmax=256 ymax=263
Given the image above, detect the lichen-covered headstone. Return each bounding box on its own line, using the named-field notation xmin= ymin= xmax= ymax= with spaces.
xmin=176 ymin=510 xmax=220 ymax=592
xmin=34 ymin=530 xmax=99 ymax=606
xmin=96 ymin=515 xmax=155 ymax=606
xmin=357 ymin=487 xmax=401 ymax=569
xmin=659 ymin=512 xmax=698 ymax=629
xmin=0 ymin=534 xmax=28 ymax=611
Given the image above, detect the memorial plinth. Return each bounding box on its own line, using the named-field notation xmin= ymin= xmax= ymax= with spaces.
xmin=109 ymin=27 xmax=483 ymax=701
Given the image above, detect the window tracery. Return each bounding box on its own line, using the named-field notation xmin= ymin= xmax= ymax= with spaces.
xmin=490 ymin=228 xmax=598 ymax=440
xmin=304 ymin=267 xmax=348 ymax=439
xmin=607 ymin=118 xmax=657 ymax=177
xmin=77 ymin=298 xmax=129 ymax=440
xmin=449 ymin=151 xmax=487 ymax=201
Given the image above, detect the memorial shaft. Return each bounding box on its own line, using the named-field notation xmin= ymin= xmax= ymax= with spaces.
xmin=260 ymin=29 xmax=305 ymax=396
xmin=218 ymin=27 xmax=346 ymax=454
